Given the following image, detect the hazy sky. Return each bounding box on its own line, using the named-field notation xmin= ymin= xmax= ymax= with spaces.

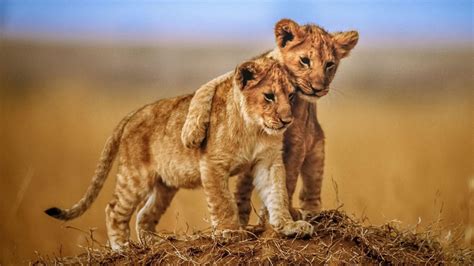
xmin=1 ymin=0 xmax=472 ymax=44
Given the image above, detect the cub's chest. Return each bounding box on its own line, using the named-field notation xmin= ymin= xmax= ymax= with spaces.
xmin=229 ymin=139 xmax=279 ymax=174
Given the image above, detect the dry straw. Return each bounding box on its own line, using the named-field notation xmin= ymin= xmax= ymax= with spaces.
xmin=32 ymin=209 xmax=472 ymax=264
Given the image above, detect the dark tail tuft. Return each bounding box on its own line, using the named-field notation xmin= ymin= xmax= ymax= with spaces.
xmin=44 ymin=207 xmax=64 ymax=219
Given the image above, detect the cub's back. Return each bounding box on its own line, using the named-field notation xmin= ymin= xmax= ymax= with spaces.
xmin=119 ymin=94 xmax=202 ymax=188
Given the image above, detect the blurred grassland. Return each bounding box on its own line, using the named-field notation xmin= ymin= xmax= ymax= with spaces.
xmin=0 ymin=39 xmax=472 ymax=263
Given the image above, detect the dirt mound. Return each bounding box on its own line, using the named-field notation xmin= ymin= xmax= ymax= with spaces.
xmin=32 ymin=210 xmax=472 ymax=264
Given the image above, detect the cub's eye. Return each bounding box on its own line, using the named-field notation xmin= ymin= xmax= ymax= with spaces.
xmin=288 ymin=92 xmax=295 ymax=101
xmin=300 ymin=57 xmax=311 ymax=67
xmin=264 ymin=93 xmax=275 ymax=102
xmin=325 ymin=61 xmax=336 ymax=72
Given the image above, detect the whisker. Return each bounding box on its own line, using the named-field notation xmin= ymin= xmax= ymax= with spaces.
xmin=331 ymin=87 xmax=346 ymax=97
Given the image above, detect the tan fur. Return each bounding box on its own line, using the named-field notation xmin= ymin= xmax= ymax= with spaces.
xmin=181 ymin=19 xmax=359 ymax=223
xmin=45 ymin=57 xmax=313 ymax=250
xmin=181 ymin=71 xmax=233 ymax=149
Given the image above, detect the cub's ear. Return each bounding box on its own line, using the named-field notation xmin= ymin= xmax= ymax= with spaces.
xmin=235 ymin=61 xmax=263 ymax=90
xmin=332 ymin=30 xmax=359 ymax=58
xmin=274 ymin=19 xmax=305 ymax=49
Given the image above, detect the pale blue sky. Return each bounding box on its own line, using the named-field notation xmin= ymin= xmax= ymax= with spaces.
xmin=1 ymin=0 xmax=472 ymax=44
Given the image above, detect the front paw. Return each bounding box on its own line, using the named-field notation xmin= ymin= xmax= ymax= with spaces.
xmin=181 ymin=128 xmax=206 ymax=149
xmin=109 ymin=240 xmax=130 ymax=252
xmin=277 ymin=220 xmax=314 ymax=238
xmin=213 ymin=228 xmax=249 ymax=243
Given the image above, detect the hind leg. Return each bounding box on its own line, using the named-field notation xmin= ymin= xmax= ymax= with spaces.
xmin=299 ymin=139 xmax=325 ymax=219
xmin=105 ymin=170 xmax=153 ymax=250
xmin=282 ymin=142 xmax=306 ymax=221
xmin=136 ymin=178 xmax=177 ymax=242
xmin=235 ymin=173 xmax=255 ymax=226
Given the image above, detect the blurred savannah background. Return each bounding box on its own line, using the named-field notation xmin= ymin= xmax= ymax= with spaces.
xmin=0 ymin=0 xmax=472 ymax=263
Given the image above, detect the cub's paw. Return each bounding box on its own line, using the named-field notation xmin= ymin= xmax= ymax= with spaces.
xmin=278 ymin=220 xmax=314 ymax=238
xmin=109 ymin=241 xmax=130 ymax=252
xmin=181 ymin=123 xmax=207 ymax=149
xmin=213 ymin=229 xmax=249 ymax=243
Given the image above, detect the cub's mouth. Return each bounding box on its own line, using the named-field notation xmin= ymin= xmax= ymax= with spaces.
xmin=263 ymin=123 xmax=289 ymax=134
xmin=296 ymin=85 xmax=329 ymax=98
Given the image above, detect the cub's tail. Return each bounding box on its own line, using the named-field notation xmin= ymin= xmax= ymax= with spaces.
xmin=44 ymin=110 xmax=137 ymax=221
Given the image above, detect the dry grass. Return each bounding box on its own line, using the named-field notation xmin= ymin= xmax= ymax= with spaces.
xmin=32 ymin=210 xmax=472 ymax=265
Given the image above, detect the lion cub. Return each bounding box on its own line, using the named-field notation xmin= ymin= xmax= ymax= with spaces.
xmin=181 ymin=19 xmax=359 ymax=224
xmin=45 ymin=57 xmax=313 ymax=250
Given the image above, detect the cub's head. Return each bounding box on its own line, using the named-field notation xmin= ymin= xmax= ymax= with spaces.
xmin=274 ymin=19 xmax=359 ymax=102
xmin=234 ymin=58 xmax=296 ymax=135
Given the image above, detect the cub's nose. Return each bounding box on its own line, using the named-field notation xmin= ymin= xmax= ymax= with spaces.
xmin=280 ymin=117 xmax=293 ymax=126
